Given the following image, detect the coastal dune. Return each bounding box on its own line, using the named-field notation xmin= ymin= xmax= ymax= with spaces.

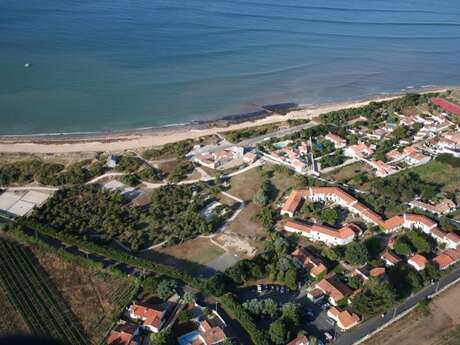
xmin=0 ymin=89 xmax=448 ymax=154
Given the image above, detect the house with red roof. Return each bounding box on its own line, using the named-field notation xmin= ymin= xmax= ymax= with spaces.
xmin=345 ymin=144 xmax=374 ymax=159
xmin=129 ymin=295 xmax=178 ymax=333
xmin=380 ymin=251 xmax=401 ymax=267
xmin=408 ymin=254 xmax=428 ymax=271
xmin=287 ymin=335 xmax=310 ymax=345
xmin=314 ymin=276 xmax=354 ymax=306
xmin=177 ymin=317 xmax=227 ymax=345
xmin=327 ymin=307 xmax=360 ymax=330
xmin=292 ymin=247 xmax=327 ymax=278
xmin=325 ymin=133 xmax=347 ymax=149
xmin=107 ymin=323 xmax=141 ymax=345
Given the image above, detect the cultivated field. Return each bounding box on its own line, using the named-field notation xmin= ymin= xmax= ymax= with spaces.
xmin=0 ymin=239 xmax=88 ymax=345
xmin=362 ymin=281 xmax=460 ymax=345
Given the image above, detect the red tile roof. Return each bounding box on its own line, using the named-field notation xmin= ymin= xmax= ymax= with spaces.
xmin=381 ymin=251 xmax=401 ymax=265
xmin=107 ymin=324 xmax=137 ymax=345
xmin=287 ymin=335 xmax=310 ymax=345
xmin=317 ymin=277 xmax=353 ymax=302
xmin=405 ymin=214 xmax=437 ymax=228
xmin=282 ymin=190 xmax=303 ymax=215
xmin=433 ymin=253 xmax=454 ymax=269
xmin=383 ymin=216 xmax=404 ymax=231
xmin=369 ymin=267 xmax=386 ymax=277
xmin=199 ymin=320 xmax=227 ymax=345
xmin=409 ymin=254 xmax=428 ymax=268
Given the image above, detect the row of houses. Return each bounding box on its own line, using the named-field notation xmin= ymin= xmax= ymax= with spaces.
xmin=107 ymin=296 xmax=228 ymax=345
xmin=267 ymin=143 xmax=310 ymax=173
xmin=281 ymin=187 xmax=460 ymax=249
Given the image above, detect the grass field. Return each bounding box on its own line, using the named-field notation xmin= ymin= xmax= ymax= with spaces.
xmin=408 ymin=160 xmax=460 ymax=194
xmin=31 ymin=248 xmax=138 ymax=345
xmin=324 ymin=161 xmax=367 ymax=184
xmin=0 ymin=239 xmax=88 ymax=345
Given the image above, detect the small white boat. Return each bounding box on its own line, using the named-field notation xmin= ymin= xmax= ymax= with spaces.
xmin=24 ymin=63 xmax=30 ymax=68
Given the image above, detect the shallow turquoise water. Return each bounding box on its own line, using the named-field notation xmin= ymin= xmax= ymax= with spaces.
xmin=1 ymin=0 xmax=460 ymax=134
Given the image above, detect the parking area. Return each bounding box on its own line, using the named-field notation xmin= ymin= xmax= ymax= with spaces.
xmin=238 ymin=284 xmax=338 ymax=341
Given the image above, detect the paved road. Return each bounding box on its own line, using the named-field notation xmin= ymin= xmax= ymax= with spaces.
xmin=335 ymin=266 xmax=460 ymax=345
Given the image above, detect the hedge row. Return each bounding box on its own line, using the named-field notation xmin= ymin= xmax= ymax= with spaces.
xmin=16 ymin=219 xmax=204 ymax=289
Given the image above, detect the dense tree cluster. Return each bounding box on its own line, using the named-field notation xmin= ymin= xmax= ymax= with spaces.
xmin=0 ymin=159 xmax=105 ymax=186
xmin=31 ymin=185 xmax=142 ymax=249
xmin=352 ymin=280 xmax=397 ymax=317
xmin=366 ymin=172 xmax=440 ymax=216
xmin=146 ymin=184 xmax=215 ymax=245
xmin=344 ymin=242 xmax=369 ymax=266
xmin=223 ymin=124 xmax=278 ymax=143
xmin=225 ymin=234 xmax=300 ymax=290
xmin=319 ymin=149 xmax=346 ymax=169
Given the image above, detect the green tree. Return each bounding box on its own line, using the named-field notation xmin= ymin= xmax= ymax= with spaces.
xmin=353 ymin=280 xmax=397 ymax=317
xmin=183 ymin=291 xmax=196 ymax=304
xmin=345 ymin=242 xmax=369 ymax=266
xmin=320 ymin=208 xmax=339 ymax=226
xmin=394 ymin=239 xmax=411 ymax=256
xmin=269 ymin=318 xmax=290 ymax=345
xmin=407 ymin=231 xmax=431 ymax=254
xmin=284 ymin=269 xmax=298 ymax=290
xmin=281 ymin=303 xmax=301 ymax=327
xmin=156 ymin=279 xmax=178 ymax=300
xmin=149 ymin=330 xmax=175 ymax=345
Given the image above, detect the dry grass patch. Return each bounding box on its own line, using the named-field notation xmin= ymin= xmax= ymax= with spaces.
xmin=0 ymin=288 xmax=29 ymax=334
xmin=32 ymin=249 xmax=137 ymax=345
xmin=228 ymin=167 xmax=261 ymax=202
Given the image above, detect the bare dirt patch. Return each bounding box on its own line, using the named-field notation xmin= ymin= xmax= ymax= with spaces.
xmin=362 ymin=282 xmax=460 ymax=345
xmin=214 ymin=233 xmax=257 ymax=258
xmin=156 ymin=237 xmax=225 ymax=265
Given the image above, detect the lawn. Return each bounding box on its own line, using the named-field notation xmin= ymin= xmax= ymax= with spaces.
xmin=31 ymin=247 xmax=138 ymax=345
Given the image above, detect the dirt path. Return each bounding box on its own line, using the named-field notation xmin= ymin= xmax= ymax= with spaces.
xmin=363 ymin=281 xmax=460 ymax=345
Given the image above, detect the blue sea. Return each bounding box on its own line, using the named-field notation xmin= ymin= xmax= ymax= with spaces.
xmin=1 ymin=0 xmax=460 ymax=135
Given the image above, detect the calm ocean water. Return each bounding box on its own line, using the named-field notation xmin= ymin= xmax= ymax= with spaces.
xmin=1 ymin=0 xmax=460 ymax=135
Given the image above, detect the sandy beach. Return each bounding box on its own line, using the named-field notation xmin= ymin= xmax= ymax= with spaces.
xmin=0 ymin=88 xmax=450 ymax=154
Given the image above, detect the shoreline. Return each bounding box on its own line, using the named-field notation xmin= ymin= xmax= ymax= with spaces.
xmin=0 ymin=86 xmax=454 ymax=154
